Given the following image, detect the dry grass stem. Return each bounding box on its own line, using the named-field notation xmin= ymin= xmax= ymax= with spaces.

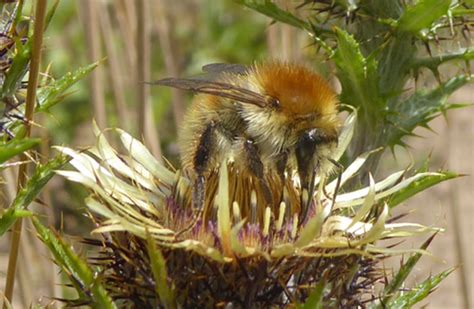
xmin=81 ymin=0 xmax=107 ymax=128
xmin=449 ymin=182 xmax=471 ymax=309
xmin=137 ymin=0 xmax=162 ymax=159
xmin=114 ymin=0 xmax=137 ymax=86
xmin=4 ymin=0 xmax=48 ymax=306
xmin=153 ymin=0 xmax=185 ymax=125
xmin=99 ymin=2 xmax=130 ymax=131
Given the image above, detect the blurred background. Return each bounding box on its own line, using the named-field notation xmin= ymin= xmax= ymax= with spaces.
xmin=0 ymin=0 xmax=472 ymax=307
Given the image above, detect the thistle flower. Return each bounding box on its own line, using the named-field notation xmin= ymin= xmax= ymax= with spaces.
xmin=56 ymin=111 xmax=443 ymax=307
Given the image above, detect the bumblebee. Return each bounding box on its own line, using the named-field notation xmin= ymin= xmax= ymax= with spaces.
xmin=156 ymin=62 xmax=340 ymax=222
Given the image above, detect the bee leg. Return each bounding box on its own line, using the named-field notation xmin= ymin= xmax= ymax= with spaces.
xmin=193 ymin=174 xmax=205 ymax=212
xmin=177 ymin=123 xmax=216 ymax=237
xmin=275 ymin=150 xmax=288 ymax=200
xmin=243 ymin=138 xmax=273 ymax=206
xmin=192 ymin=122 xmax=217 ymax=210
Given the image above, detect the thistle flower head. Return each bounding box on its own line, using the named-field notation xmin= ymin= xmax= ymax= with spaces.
xmin=57 ymin=111 xmax=441 ymax=306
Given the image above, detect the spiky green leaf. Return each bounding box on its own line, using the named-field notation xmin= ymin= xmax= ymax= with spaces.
xmin=388 ymin=75 xmax=472 ymax=148
xmin=378 ymin=234 xmax=436 ymax=307
xmin=32 ymin=218 xmax=116 ymax=309
xmin=37 ymin=60 xmax=100 ymax=112
xmin=397 ymin=0 xmax=451 ymax=33
xmin=388 ymin=268 xmax=455 ymax=308
xmin=387 ymin=171 xmax=459 ymax=208
xmin=0 ymin=138 xmax=40 ymax=164
xmin=1 ymin=40 xmax=31 ymax=97
xmin=333 ymin=28 xmax=383 ymax=119
xmin=411 ymin=49 xmax=474 ymax=71
xmin=0 ymin=155 xmax=68 ymax=235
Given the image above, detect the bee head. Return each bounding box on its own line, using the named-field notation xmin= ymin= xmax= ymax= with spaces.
xmin=245 ymin=62 xmax=340 ymax=139
xmin=253 ymin=62 xmax=337 ymax=115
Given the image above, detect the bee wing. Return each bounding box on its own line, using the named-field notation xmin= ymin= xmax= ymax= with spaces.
xmin=151 ymin=78 xmax=269 ymax=108
xmin=201 ymin=63 xmax=249 ymax=76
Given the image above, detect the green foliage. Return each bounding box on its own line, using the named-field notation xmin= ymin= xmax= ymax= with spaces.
xmin=37 ymin=60 xmax=101 ymax=112
xmin=387 ymin=170 xmax=459 ymax=208
xmin=0 ymin=138 xmax=40 ymax=163
xmin=387 ymin=75 xmax=472 ymax=148
xmin=0 ymin=210 xmax=32 ymax=236
xmin=1 ymin=39 xmax=31 ymax=98
xmin=0 ymin=155 xmax=68 ymax=235
xmin=388 ymin=268 xmax=455 ymax=308
xmin=32 ymin=217 xmax=116 ymax=309
xmin=333 ymin=28 xmax=382 ymax=123
xmin=146 ymin=232 xmax=176 ymax=308
xmin=1 ymin=0 xmax=59 ymax=98
xmin=299 ymin=279 xmax=326 ymax=309
xmin=0 ymin=1 xmax=104 ymax=307
xmin=377 ymin=234 xmax=437 ymax=307
xmin=397 ymin=0 xmax=451 ymax=33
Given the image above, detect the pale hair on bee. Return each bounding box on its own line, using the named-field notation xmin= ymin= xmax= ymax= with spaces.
xmin=153 ymin=61 xmax=341 ymax=227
